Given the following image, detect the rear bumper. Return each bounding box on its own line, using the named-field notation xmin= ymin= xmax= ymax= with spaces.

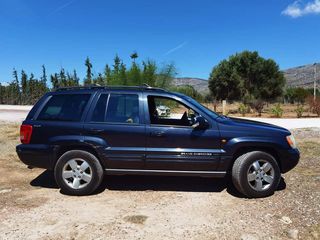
xmin=16 ymin=144 xmax=57 ymax=170
xmin=279 ymin=148 xmax=300 ymax=173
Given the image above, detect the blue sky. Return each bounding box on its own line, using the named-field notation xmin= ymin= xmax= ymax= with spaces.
xmin=0 ymin=0 xmax=320 ymax=84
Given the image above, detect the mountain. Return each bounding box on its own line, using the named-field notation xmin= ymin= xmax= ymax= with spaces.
xmin=173 ymin=78 xmax=209 ymax=94
xmin=283 ymin=63 xmax=320 ymax=88
xmin=173 ymin=63 xmax=319 ymax=94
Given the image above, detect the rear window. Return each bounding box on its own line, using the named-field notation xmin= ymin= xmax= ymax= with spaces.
xmin=37 ymin=94 xmax=91 ymax=121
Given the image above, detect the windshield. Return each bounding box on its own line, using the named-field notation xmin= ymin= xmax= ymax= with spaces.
xmin=179 ymin=95 xmax=220 ymax=119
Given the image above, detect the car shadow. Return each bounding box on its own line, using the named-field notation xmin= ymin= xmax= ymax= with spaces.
xmin=30 ymin=170 xmax=286 ymax=198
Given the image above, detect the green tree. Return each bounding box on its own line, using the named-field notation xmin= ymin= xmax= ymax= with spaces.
xmin=156 ymin=63 xmax=176 ymax=88
xmin=40 ymin=65 xmax=48 ymax=95
xmin=51 ymin=73 xmax=59 ymax=89
xmin=128 ymin=62 xmax=141 ymax=86
xmin=73 ymin=70 xmax=80 ymax=86
xmin=0 ymin=83 xmax=4 ymax=104
xmin=208 ymin=51 xmax=285 ymax=101
xmin=59 ymin=68 xmax=67 ymax=86
xmin=84 ymin=57 xmax=93 ymax=85
xmin=111 ymin=55 xmax=121 ymax=85
xmin=142 ymin=60 xmax=157 ymax=86
xmin=94 ymin=73 xmax=104 ymax=85
xmin=130 ymin=51 xmax=138 ymax=62
xmin=104 ymin=64 xmax=112 ymax=85
xmin=11 ymin=68 xmax=20 ymax=104
xmin=21 ymin=70 xmax=28 ymax=104
xmin=119 ymin=62 xmax=127 ymax=85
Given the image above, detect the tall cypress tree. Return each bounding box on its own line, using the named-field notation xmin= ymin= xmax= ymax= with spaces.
xmin=84 ymin=57 xmax=93 ymax=85
xmin=73 ymin=70 xmax=79 ymax=86
xmin=119 ymin=62 xmax=127 ymax=85
xmin=21 ymin=70 xmax=28 ymax=104
xmin=104 ymin=64 xmax=112 ymax=85
xmin=12 ymin=68 xmax=20 ymax=104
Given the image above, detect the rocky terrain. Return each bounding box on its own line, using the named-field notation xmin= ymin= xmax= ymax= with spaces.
xmin=283 ymin=63 xmax=320 ymax=88
xmin=173 ymin=78 xmax=209 ymax=94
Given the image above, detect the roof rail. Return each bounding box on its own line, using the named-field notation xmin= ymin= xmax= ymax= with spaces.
xmin=54 ymin=84 xmax=167 ymax=92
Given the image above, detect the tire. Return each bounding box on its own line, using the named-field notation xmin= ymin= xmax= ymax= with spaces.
xmin=232 ymin=151 xmax=281 ymax=198
xmin=54 ymin=150 xmax=104 ymax=196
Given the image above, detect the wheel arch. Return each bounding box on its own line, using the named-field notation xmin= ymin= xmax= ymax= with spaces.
xmin=55 ymin=144 xmax=105 ymax=168
xmin=227 ymin=145 xmax=281 ymax=173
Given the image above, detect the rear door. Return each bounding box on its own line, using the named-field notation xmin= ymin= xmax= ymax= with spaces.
xmin=83 ymin=90 xmax=146 ymax=169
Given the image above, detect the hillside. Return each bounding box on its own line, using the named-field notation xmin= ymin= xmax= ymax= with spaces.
xmin=283 ymin=63 xmax=319 ymax=88
xmin=173 ymin=78 xmax=209 ymax=94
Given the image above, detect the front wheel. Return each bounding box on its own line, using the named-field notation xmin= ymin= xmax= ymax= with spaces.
xmin=54 ymin=150 xmax=104 ymax=196
xmin=232 ymin=151 xmax=281 ymax=198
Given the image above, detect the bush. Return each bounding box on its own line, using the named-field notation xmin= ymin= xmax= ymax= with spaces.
xmin=307 ymin=96 xmax=320 ymax=116
xmin=238 ymin=103 xmax=250 ymax=117
xmin=271 ymin=103 xmax=283 ymax=118
xmin=249 ymin=100 xmax=265 ymax=117
xmin=285 ymin=87 xmax=310 ymax=104
xmin=295 ymin=105 xmax=304 ymax=118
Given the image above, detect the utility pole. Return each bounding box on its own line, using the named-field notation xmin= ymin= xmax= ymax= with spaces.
xmin=314 ymin=63 xmax=317 ymax=101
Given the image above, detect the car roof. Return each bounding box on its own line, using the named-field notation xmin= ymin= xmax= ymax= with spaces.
xmin=54 ymin=84 xmax=168 ymax=94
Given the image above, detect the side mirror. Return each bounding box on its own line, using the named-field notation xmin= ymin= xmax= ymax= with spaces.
xmin=192 ymin=116 xmax=208 ymax=130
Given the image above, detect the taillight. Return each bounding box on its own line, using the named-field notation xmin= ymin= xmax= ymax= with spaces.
xmin=20 ymin=125 xmax=33 ymax=144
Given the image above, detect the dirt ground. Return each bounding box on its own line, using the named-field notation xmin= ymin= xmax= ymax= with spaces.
xmin=0 ymin=124 xmax=319 ymax=240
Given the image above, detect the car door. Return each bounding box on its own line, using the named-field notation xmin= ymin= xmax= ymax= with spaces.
xmin=144 ymin=94 xmax=222 ymax=171
xmin=83 ymin=91 xmax=146 ymax=169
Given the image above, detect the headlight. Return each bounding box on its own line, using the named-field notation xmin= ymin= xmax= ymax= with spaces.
xmin=286 ymin=134 xmax=297 ymax=149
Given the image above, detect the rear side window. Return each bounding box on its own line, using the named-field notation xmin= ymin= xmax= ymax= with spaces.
xmin=37 ymin=94 xmax=90 ymax=121
xmin=94 ymin=94 xmax=139 ymax=124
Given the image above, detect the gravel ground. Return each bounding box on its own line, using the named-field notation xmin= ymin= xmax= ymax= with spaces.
xmin=0 ymin=125 xmax=319 ymax=240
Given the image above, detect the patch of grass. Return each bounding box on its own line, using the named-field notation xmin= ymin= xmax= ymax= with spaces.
xmin=124 ymin=215 xmax=148 ymax=224
xmin=0 ymin=124 xmax=21 ymax=164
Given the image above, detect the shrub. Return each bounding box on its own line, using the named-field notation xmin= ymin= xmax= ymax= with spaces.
xmin=238 ymin=103 xmax=250 ymax=117
xmin=271 ymin=103 xmax=283 ymax=118
xmin=307 ymin=96 xmax=320 ymax=116
xmin=295 ymin=105 xmax=304 ymax=118
xmin=249 ymin=100 xmax=265 ymax=117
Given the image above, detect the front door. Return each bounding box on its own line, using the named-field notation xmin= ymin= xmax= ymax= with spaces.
xmin=83 ymin=91 xmax=146 ymax=169
xmin=144 ymin=95 xmax=221 ymax=171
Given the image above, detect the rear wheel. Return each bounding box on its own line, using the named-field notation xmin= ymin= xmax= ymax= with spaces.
xmin=54 ymin=150 xmax=104 ymax=196
xmin=232 ymin=151 xmax=281 ymax=198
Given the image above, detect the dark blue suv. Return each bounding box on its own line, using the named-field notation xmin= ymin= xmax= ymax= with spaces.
xmin=16 ymin=86 xmax=299 ymax=197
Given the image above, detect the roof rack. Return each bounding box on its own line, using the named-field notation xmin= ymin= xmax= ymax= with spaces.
xmin=55 ymin=83 xmax=166 ymax=92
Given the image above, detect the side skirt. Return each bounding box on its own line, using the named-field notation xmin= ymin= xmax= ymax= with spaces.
xmin=105 ymin=168 xmax=226 ymax=177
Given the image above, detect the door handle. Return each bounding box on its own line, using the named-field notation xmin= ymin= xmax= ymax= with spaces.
xmin=89 ymin=128 xmax=104 ymax=133
xmin=150 ymin=131 xmax=165 ymax=137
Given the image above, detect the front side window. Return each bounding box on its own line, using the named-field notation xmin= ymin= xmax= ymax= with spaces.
xmin=147 ymin=96 xmax=198 ymax=126
xmin=37 ymin=94 xmax=90 ymax=121
xmin=105 ymin=94 xmax=140 ymax=124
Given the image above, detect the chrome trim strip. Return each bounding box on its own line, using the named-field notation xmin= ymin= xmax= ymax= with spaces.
xmin=105 ymin=168 xmax=226 ymax=176
xmin=105 ymin=147 xmax=225 ymax=153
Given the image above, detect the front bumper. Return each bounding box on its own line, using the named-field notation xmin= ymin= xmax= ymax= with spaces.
xmin=16 ymin=144 xmax=57 ymax=170
xmin=279 ymin=148 xmax=300 ymax=173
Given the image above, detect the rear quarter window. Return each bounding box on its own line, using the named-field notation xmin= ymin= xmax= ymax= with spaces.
xmin=37 ymin=94 xmax=91 ymax=121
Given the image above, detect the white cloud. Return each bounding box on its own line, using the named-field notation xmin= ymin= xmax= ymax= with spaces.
xmin=282 ymin=0 xmax=320 ymax=18
xmin=163 ymin=41 xmax=187 ymax=56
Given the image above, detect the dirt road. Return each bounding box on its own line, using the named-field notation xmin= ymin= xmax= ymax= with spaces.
xmin=0 ymin=105 xmax=320 ymax=130
xmin=0 ymin=124 xmax=319 ymax=239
